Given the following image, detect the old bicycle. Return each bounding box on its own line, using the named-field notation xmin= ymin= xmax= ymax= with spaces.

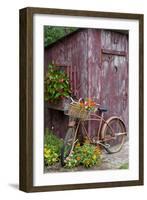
xmin=61 ymin=97 xmax=127 ymax=166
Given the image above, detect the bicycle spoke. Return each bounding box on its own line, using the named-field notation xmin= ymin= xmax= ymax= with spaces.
xmin=115 ymin=132 xmax=127 ymax=136
xmin=103 ymin=117 xmax=126 ymax=153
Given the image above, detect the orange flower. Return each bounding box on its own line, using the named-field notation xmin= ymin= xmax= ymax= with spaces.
xmin=76 ymin=156 xmax=81 ymax=161
xmin=91 ymin=101 xmax=96 ymax=106
xmin=80 ymin=102 xmax=84 ymax=107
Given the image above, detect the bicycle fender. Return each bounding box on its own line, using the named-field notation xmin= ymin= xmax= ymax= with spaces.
xmin=101 ymin=116 xmax=126 ymax=139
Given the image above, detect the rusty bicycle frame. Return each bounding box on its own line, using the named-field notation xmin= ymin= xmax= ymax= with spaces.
xmin=66 ymin=98 xmax=127 ymax=157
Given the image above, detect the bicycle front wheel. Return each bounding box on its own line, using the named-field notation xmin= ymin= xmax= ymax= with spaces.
xmin=102 ymin=117 xmax=126 ymax=153
xmin=61 ymin=127 xmax=76 ymax=166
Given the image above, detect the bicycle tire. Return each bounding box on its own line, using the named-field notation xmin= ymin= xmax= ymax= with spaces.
xmin=101 ymin=117 xmax=126 ymax=153
xmin=61 ymin=127 xmax=76 ymax=166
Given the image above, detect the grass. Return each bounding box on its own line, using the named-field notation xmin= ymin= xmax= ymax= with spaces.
xmin=119 ymin=162 xmax=129 ymax=169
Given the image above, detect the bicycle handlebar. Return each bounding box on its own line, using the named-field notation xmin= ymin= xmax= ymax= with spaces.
xmin=67 ymin=96 xmax=100 ymax=106
xmin=69 ymin=97 xmax=77 ymax=104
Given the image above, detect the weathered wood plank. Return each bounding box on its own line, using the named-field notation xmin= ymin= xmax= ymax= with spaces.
xmin=101 ymin=48 xmax=126 ymax=56
xmin=44 ymin=28 xmax=128 ymax=137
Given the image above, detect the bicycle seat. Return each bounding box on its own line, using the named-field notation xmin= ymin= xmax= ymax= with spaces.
xmin=98 ymin=107 xmax=108 ymax=112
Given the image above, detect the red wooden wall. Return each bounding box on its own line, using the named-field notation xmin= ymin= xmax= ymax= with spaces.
xmin=44 ymin=28 xmax=128 ymax=138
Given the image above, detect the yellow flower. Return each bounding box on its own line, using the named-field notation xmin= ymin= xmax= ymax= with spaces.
xmin=85 ymin=139 xmax=90 ymax=144
xmin=92 ymin=155 xmax=97 ymax=160
xmin=76 ymin=142 xmax=80 ymax=147
xmin=86 ymin=160 xmax=90 ymax=165
xmin=94 ymin=147 xmax=101 ymax=155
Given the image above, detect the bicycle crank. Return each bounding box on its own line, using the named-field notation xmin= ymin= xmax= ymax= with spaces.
xmin=93 ymin=139 xmax=111 ymax=149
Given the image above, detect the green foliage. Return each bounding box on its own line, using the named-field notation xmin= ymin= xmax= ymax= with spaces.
xmin=44 ymin=64 xmax=71 ymax=103
xmin=64 ymin=143 xmax=102 ymax=169
xmin=119 ymin=163 xmax=129 ymax=169
xmin=44 ymin=129 xmax=102 ymax=169
xmin=44 ymin=26 xmax=77 ymax=47
xmin=44 ymin=129 xmax=63 ymax=166
xmin=44 ymin=145 xmax=59 ymax=166
xmin=64 ymin=154 xmax=79 ymax=169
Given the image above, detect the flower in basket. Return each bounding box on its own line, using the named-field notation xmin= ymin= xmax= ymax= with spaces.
xmin=79 ymin=98 xmax=97 ymax=112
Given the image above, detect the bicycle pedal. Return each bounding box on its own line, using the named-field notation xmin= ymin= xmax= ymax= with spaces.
xmin=92 ymin=138 xmax=97 ymax=144
xmin=105 ymin=143 xmax=111 ymax=148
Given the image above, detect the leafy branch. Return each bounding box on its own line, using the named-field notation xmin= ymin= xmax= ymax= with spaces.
xmin=44 ymin=64 xmax=71 ymax=103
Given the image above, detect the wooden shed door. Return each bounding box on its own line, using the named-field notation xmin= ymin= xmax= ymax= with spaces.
xmin=100 ymin=53 xmax=128 ymax=125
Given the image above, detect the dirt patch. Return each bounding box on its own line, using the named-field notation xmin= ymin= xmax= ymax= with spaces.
xmin=95 ymin=140 xmax=129 ymax=170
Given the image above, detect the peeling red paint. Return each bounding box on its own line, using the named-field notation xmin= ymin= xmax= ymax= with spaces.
xmin=44 ymin=28 xmax=128 ymax=138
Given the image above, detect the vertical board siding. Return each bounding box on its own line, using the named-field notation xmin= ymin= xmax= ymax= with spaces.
xmin=87 ymin=29 xmax=101 ymax=136
xmin=100 ymin=30 xmax=128 ymax=130
xmin=44 ymin=30 xmax=88 ymax=138
xmin=87 ymin=29 xmax=101 ymax=100
xmin=44 ymin=29 xmax=128 ymax=138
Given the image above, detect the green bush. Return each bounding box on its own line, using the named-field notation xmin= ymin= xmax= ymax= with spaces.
xmin=64 ymin=143 xmax=102 ymax=169
xmin=44 ymin=64 xmax=71 ymax=103
xmin=44 ymin=129 xmax=63 ymax=166
xmin=44 ymin=130 xmax=102 ymax=169
xmin=44 ymin=145 xmax=59 ymax=166
xmin=44 ymin=26 xmax=77 ymax=47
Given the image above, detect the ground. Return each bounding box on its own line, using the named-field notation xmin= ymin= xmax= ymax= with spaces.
xmin=44 ymin=140 xmax=129 ymax=173
xmin=96 ymin=140 xmax=129 ymax=170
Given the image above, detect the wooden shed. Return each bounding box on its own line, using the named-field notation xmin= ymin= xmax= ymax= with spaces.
xmin=44 ymin=28 xmax=128 ymax=138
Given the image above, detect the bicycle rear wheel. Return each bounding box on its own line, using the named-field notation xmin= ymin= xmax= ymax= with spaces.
xmin=61 ymin=127 xmax=76 ymax=166
xmin=102 ymin=117 xmax=126 ymax=153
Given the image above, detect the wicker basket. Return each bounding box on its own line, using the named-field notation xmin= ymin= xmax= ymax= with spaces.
xmin=67 ymin=103 xmax=89 ymax=120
